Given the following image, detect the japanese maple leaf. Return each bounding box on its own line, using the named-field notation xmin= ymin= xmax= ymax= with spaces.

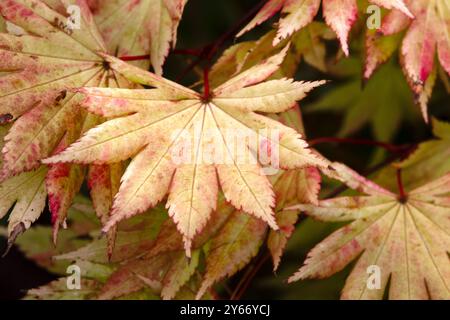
xmin=86 ymin=0 xmax=188 ymax=74
xmin=238 ymin=0 xmax=412 ymax=56
xmin=365 ymin=0 xmax=450 ymax=121
xmin=288 ymin=162 xmax=450 ymax=300
xmin=0 ymin=0 xmax=134 ymax=240
xmin=45 ymin=47 xmax=328 ymax=256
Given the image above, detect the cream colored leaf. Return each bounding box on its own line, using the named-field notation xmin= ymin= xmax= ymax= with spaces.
xmin=288 ymin=165 xmax=450 ymax=300
xmin=46 ymin=50 xmax=326 ymax=255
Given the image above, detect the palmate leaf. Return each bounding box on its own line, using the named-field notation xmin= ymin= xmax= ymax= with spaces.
xmin=57 ymin=111 xmax=321 ymax=300
xmin=86 ymin=0 xmax=188 ymax=74
xmin=365 ymin=0 xmax=450 ymax=121
xmin=238 ymin=0 xmax=412 ymax=56
xmin=45 ymin=46 xmax=327 ymax=256
xmin=288 ymin=163 xmax=450 ymax=300
xmin=0 ymin=0 xmax=137 ymax=241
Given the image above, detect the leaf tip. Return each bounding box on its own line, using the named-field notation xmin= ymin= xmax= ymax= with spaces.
xmin=2 ymin=223 xmax=26 ymax=258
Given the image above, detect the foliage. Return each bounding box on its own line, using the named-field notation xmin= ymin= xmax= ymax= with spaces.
xmin=0 ymin=0 xmax=448 ymax=300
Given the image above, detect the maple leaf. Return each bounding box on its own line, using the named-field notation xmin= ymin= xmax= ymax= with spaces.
xmin=238 ymin=0 xmax=412 ymax=56
xmin=0 ymin=0 xmax=138 ymax=241
xmin=55 ymin=153 xmax=319 ymax=300
xmin=365 ymin=0 xmax=450 ymax=121
xmin=288 ymin=162 xmax=450 ymax=300
xmin=86 ymin=0 xmax=188 ymax=74
xmin=44 ymin=46 xmax=327 ymax=256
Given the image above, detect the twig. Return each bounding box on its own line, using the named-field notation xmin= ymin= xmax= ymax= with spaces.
xmin=396 ymin=169 xmax=408 ymax=202
xmin=119 ymin=54 xmax=149 ymax=61
xmin=230 ymin=252 xmax=270 ymax=300
xmin=203 ymin=67 xmax=210 ymax=100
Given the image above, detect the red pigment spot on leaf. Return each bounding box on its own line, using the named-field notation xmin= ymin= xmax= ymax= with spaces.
xmin=260 ymin=138 xmax=272 ymax=157
xmin=280 ymin=225 xmax=294 ymax=234
xmin=20 ymin=8 xmax=33 ymax=17
xmin=48 ymin=163 xmax=70 ymax=180
xmin=49 ymin=194 xmax=62 ymax=224
xmin=88 ymin=166 xmax=108 ymax=189
xmin=114 ymin=98 xmax=127 ymax=108
xmin=127 ymin=0 xmax=141 ymax=11
xmin=86 ymin=0 xmax=100 ymax=14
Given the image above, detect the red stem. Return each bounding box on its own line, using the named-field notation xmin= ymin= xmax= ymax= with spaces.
xmin=203 ymin=67 xmax=210 ymax=101
xmin=119 ymin=54 xmax=149 ymax=61
xmin=396 ymin=169 xmax=407 ymax=202
xmin=309 ymin=137 xmax=409 ymax=154
xmin=231 ymin=252 xmax=270 ymax=300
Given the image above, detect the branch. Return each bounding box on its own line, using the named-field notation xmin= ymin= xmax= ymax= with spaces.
xmin=119 ymin=55 xmax=149 ymax=61
xmin=230 ymin=252 xmax=270 ymax=300
xmin=396 ymin=169 xmax=408 ymax=202
xmin=203 ymin=67 xmax=210 ymax=101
